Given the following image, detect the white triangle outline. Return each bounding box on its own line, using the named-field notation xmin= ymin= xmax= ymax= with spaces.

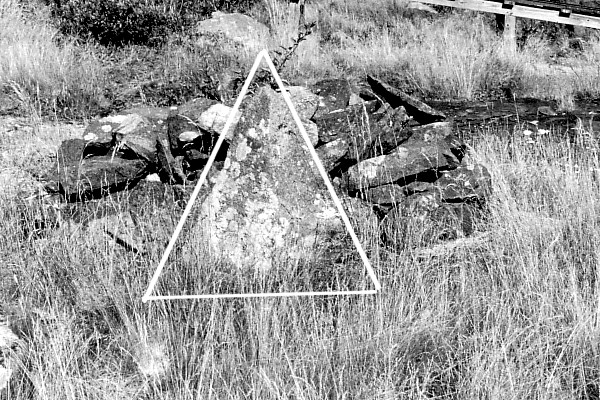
xmin=142 ymin=49 xmax=382 ymax=302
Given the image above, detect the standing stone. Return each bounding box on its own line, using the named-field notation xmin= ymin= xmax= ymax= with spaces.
xmin=199 ymin=87 xmax=344 ymax=271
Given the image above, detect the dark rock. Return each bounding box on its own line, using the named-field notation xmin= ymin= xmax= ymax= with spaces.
xmin=45 ymin=139 xmax=111 ymax=193
xmin=313 ymin=102 xmax=412 ymax=174
xmin=410 ymin=122 xmax=467 ymax=162
xmin=118 ymin=124 xmax=165 ymax=165
xmin=185 ymin=129 xmax=229 ymax=162
xmin=56 ymin=139 xmax=87 ymax=166
xmin=82 ymin=113 xmax=150 ymax=151
xmin=156 ymin=137 xmax=185 ymax=184
xmin=316 ymin=138 xmax=349 ymax=173
xmin=403 ymin=181 xmax=435 ymax=196
xmin=313 ymin=101 xmax=381 ymax=144
xmin=184 ymin=148 xmax=210 ymax=171
xmin=367 ymin=75 xmax=446 ymax=124
xmin=403 ymin=191 xmax=444 ymax=215
xmin=167 ymin=98 xmax=218 ymax=155
xmin=58 ymin=156 xmax=149 ymax=202
xmin=311 ymin=78 xmax=353 ymax=116
xmin=358 ymin=183 xmax=406 ymax=205
xmin=345 ymin=138 xmax=460 ymax=191
xmin=357 ymin=106 xmax=412 ymax=160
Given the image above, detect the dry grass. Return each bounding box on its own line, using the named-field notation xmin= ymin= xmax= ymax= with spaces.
xmin=2 ymin=0 xmax=600 ymax=398
xmin=2 ymin=108 xmax=600 ymax=399
xmin=0 ymin=0 xmax=106 ymax=117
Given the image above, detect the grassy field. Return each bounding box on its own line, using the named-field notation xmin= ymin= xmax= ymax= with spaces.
xmin=2 ymin=0 xmax=600 ymax=398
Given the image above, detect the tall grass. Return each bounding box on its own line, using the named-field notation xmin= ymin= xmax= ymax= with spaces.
xmin=266 ymin=0 xmax=600 ymax=107
xmin=2 ymin=111 xmax=600 ymax=398
xmin=0 ymin=0 xmax=105 ymax=117
xmin=3 ymin=0 xmax=600 ymax=116
xmin=3 ymin=0 xmax=600 ymax=397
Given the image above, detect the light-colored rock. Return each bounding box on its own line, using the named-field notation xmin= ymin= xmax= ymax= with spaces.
xmin=198 ymin=104 xmax=241 ymax=139
xmin=0 ymin=324 xmax=19 ymax=392
xmin=200 ymin=87 xmax=345 ymax=271
xmin=178 ymin=131 xmax=200 ymax=142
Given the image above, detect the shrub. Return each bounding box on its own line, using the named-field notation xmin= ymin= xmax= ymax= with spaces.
xmin=48 ymin=0 xmax=172 ymax=47
xmin=46 ymin=0 xmax=267 ymax=47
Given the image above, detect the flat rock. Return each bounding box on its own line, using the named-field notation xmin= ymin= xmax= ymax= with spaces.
xmin=58 ymin=156 xmax=149 ymax=202
xmin=118 ymin=123 xmax=166 ymax=165
xmin=367 ymin=75 xmax=446 ymax=124
xmin=409 ymin=122 xmax=466 ymax=162
xmin=346 ymin=137 xmax=460 ymax=191
xmin=313 ymin=102 xmax=412 ymax=174
xmin=311 ymin=78 xmax=353 ymax=116
xmin=313 ymin=101 xmax=381 ymax=144
xmin=358 ymin=183 xmax=406 ymax=205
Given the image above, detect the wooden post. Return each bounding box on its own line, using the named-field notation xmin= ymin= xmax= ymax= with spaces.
xmin=495 ymin=14 xmax=517 ymax=50
xmin=503 ymin=14 xmax=517 ymax=50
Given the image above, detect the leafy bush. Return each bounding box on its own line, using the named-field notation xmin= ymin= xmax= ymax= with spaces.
xmin=46 ymin=0 xmax=266 ymax=47
xmin=48 ymin=0 xmax=173 ymax=46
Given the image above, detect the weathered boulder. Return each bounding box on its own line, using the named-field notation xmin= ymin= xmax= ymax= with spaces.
xmin=196 ymin=11 xmax=269 ymax=50
xmin=345 ymin=138 xmax=460 ymax=192
xmin=197 ymin=103 xmax=241 ymax=139
xmin=313 ymin=101 xmax=381 ymax=144
xmin=313 ymin=102 xmax=411 ymax=173
xmin=83 ymin=113 xmax=147 ymax=147
xmin=284 ymin=86 xmax=320 ymax=122
xmin=199 ymin=87 xmax=346 ymax=271
xmin=367 ymin=75 xmax=446 ymax=124
xmin=311 ymin=78 xmax=353 ymax=116
xmin=82 ymin=110 xmax=167 ymax=165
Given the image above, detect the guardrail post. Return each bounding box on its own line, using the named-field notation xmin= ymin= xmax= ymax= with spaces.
xmin=496 ymin=13 xmax=517 ymax=51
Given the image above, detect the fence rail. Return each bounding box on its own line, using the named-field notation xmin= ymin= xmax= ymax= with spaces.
xmin=410 ymin=0 xmax=600 ymax=47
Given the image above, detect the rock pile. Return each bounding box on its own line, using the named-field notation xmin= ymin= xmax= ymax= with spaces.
xmin=40 ymin=76 xmax=491 ymax=252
